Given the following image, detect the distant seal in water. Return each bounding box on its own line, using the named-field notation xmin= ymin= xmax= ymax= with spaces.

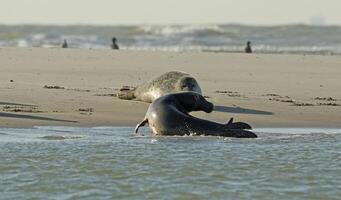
xmin=118 ymin=71 xmax=202 ymax=103
xmin=245 ymin=41 xmax=252 ymax=53
xmin=111 ymin=37 xmax=119 ymax=50
xmin=62 ymin=39 xmax=68 ymax=48
xmin=135 ymin=92 xmax=257 ymax=138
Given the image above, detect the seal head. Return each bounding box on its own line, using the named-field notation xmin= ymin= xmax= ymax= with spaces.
xmin=176 ymin=76 xmax=202 ymax=94
xmin=175 ymin=91 xmax=212 ymax=113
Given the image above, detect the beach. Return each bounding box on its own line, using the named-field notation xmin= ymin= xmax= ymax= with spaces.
xmin=0 ymin=47 xmax=340 ymax=128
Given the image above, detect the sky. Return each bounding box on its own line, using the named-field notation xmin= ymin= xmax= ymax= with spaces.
xmin=0 ymin=0 xmax=341 ymax=25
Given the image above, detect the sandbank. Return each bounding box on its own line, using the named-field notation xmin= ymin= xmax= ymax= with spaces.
xmin=0 ymin=47 xmax=340 ymax=128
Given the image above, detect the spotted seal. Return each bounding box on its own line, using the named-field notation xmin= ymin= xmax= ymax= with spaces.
xmin=118 ymin=71 xmax=202 ymax=103
xmin=135 ymin=92 xmax=257 ymax=138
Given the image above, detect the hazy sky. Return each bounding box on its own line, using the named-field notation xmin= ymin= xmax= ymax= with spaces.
xmin=1 ymin=0 xmax=341 ymax=25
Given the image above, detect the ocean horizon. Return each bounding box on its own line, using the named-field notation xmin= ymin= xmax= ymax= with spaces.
xmin=1 ymin=24 xmax=341 ymax=55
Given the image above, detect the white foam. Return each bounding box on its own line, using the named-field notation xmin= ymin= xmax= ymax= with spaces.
xmin=17 ymin=39 xmax=28 ymax=47
xmin=140 ymin=24 xmax=224 ymax=35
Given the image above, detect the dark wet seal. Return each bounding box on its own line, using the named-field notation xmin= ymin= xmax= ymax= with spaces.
xmin=135 ymin=92 xmax=257 ymax=138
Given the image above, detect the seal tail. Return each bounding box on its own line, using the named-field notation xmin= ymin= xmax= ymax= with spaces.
xmin=118 ymin=86 xmax=136 ymax=100
xmin=225 ymin=117 xmax=252 ymax=130
xmin=135 ymin=118 xmax=148 ymax=134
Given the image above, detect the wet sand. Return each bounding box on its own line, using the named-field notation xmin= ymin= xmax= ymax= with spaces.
xmin=0 ymin=47 xmax=341 ymax=128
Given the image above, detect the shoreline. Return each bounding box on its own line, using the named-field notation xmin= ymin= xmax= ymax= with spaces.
xmin=1 ymin=47 xmax=341 ymax=128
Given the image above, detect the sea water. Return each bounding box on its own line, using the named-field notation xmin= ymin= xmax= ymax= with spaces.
xmin=1 ymin=126 xmax=341 ymax=200
xmin=1 ymin=24 xmax=341 ymax=55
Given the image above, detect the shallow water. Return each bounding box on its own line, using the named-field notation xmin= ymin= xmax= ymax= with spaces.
xmin=1 ymin=127 xmax=341 ymax=200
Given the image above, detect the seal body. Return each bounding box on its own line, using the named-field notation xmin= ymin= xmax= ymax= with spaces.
xmin=135 ymin=92 xmax=257 ymax=138
xmin=118 ymin=71 xmax=202 ymax=103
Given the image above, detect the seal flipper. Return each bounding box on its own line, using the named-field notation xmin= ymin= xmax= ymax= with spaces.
xmin=225 ymin=117 xmax=252 ymax=130
xmin=226 ymin=118 xmax=234 ymax=126
xmin=118 ymin=86 xmax=136 ymax=100
xmin=135 ymin=118 xmax=148 ymax=134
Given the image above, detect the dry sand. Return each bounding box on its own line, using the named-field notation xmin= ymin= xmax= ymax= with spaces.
xmin=0 ymin=47 xmax=341 ymax=128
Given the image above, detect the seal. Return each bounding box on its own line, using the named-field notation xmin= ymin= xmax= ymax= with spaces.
xmin=111 ymin=37 xmax=119 ymax=50
xmin=135 ymin=92 xmax=257 ymax=138
xmin=118 ymin=71 xmax=202 ymax=103
xmin=245 ymin=41 xmax=252 ymax=53
xmin=62 ymin=39 xmax=68 ymax=48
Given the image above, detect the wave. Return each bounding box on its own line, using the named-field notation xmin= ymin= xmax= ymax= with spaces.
xmin=139 ymin=24 xmax=225 ymax=36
